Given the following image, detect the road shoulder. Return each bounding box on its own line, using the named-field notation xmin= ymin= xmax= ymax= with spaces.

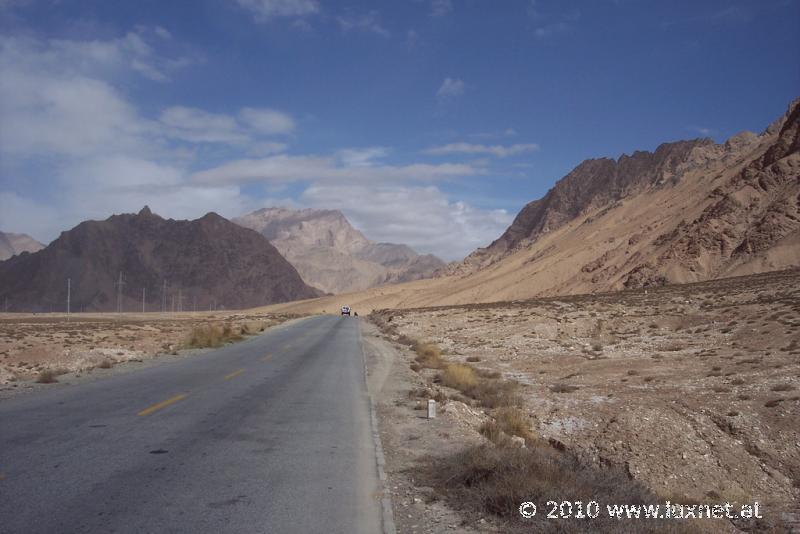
xmin=360 ymin=320 xmax=497 ymax=533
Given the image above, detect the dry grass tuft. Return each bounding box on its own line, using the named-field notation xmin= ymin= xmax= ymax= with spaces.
xmin=187 ymin=323 xmax=243 ymax=348
xmin=440 ymin=363 xmax=479 ymax=390
xmin=413 ymin=342 xmax=444 ymax=369
xmin=36 ymin=368 xmax=68 ymax=383
xmin=36 ymin=370 xmax=58 ymax=383
xmin=441 ymin=364 xmax=521 ymax=409
xmin=419 ymin=444 xmax=687 ymax=533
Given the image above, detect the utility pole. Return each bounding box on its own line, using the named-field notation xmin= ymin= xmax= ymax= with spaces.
xmin=116 ymin=272 xmax=125 ymax=314
xmin=66 ymin=278 xmax=71 ymax=321
xmin=162 ymin=280 xmax=167 ymax=313
xmin=142 ymin=287 xmax=146 ymax=313
xmin=178 ymin=288 xmax=182 ymax=313
xmin=171 ymin=293 xmax=175 ymax=313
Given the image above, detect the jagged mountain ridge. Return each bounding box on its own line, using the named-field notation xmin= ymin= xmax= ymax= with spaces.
xmin=258 ymin=98 xmax=799 ymax=315
xmin=0 ymin=207 xmax=320 ymax=312
xmin=449 ymin=98 xmax=800 ymax=291
xmin=0 ymin=231 xmax=44 ymax=261
xmin=457 ymin=138 xmax=713 ymax=272
xmin=234 ymin=207 xmax=445 ymax=294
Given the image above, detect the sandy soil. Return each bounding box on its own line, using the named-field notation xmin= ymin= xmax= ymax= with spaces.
xmin=368 ymin=269 xmax=800 ymax=531
xmin=0 ymin=311 xmax=298 ymax=388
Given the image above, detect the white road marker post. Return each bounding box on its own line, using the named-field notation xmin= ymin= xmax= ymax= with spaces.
xmin=427 ymin=399 xmax=437 ymax=419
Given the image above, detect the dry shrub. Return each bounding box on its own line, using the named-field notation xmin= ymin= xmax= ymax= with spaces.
xmin=440 ymin=363 xmax=520 ymax=408
xmin=187 ymin=323 xmax=243 ymax=348
xmin=440 ymin=363 xmax=479 ymax=390
xmin=466 ymin=356 xmax=481 ymax=362
xmin=771 ymin=383 xmax=796 ymax=392
xmin=420 ymin=444 xmax=688 ymax=533
xmin=36 ymin=369 xmax=65 ymax=383
xmin=479 ymin=420 xmax=505 ymax=443
xmin=550 ymin=383 xmax=579 ymax=393
xmin=414 ymin=342 xmax=444 ymax=369
xmin=493 ymin=407 xmax=537 ymax=444
xmin=97 ymin=358 xmax=114 ymax=369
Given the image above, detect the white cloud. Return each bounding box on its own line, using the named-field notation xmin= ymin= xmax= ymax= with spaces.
xmin=154 ymin=26 xmax=172 ymax=40
xmin=235 ymin=0 xmax=319 ymax=21
xmin=431 ymin=0 xmax=453 ymax=17
xmin=247 ymin=141 xmax=289 ymax=156
xmin=238 ymin=107 xmax=295 ymax=134
xmin=300 ymin=184 xmax=512 ymax=260
xmin=425 ymin=142 xmax=540 ymax=158
xmin=534 ymin=21 xmax=569 ymax=38
xmin=337 ymin=11 xmax=390 ymax=37
xmin=0 ymin=69 xmax=154 ymax=157
xmin=0 ymin=29 xmax=513 ymax=262
xmin=337 ymin=147 xmax=388 ymax=167
xmin=160 ymin=106 xmax=248 ymax=145
xmin=157 ymin=106 xmax=295 ymax=146
xmin=0 ymin=32 xmax=275 ymax=242
xmin=688 ymin=125 xmax=714 ymax=136
xmin=191 ymin=154 xmax=482 ymax=185
xmin=436 ymin=77 xmax=465 ymax=99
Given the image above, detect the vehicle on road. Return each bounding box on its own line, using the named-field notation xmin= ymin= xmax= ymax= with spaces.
xmin=341 ymin=305 xmax=351 ymax=316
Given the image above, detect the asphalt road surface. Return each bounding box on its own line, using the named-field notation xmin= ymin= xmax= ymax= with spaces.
xmin=0 ymin=315 xmax=383 ymax=534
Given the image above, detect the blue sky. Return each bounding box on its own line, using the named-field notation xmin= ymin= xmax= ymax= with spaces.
xmin=1 ymin=0 xmax=798 ymax=259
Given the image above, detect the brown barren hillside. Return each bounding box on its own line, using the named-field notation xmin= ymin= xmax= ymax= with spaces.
xmin=0 ymin=207 xmax=320 ymax=313
xmin=260 ymin=99 xmax=799 ymax=315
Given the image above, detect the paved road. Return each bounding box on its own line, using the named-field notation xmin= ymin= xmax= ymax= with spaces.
xmin=0 ymin=316 xmax=383 ymax=534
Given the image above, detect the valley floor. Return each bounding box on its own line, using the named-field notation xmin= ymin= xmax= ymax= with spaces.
xmin=369 ymin=268 xmax=800 ymax=532
xmin=0 ymin=311 xmax=298 ymax=390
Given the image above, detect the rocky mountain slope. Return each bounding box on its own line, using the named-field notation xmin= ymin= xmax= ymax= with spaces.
xmin=0 ymin=207 xmax=320 ymax=312
xmin=259 ymin=98 xmax=800 ymax=315
xmin=0 ymin=231 xmax=44 ymax=261
xmin=447 ymin=97 xmax=800 ymax=289
xmin=234 ymin=207 xmax=444 ymax=294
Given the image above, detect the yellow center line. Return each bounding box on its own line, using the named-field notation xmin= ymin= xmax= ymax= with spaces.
xmin=224 ymin=368 xmax=245 ymax=380
xmin=137 ymin=393 xmax=188 ymax=416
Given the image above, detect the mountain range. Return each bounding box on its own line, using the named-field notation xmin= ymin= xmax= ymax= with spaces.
xmin=233 ymin=207 xmax=444 ymax=294
xmin=0 ymin=207 xmax=319 ymax=313
xmin=3 ymin=99 xmax=797 ymax=314
xmin=260 ymin=97 xmax=800 ymax=314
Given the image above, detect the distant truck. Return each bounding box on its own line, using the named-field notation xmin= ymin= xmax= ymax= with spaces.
xmin=341 ymin=305 xmax=351 ymax=316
